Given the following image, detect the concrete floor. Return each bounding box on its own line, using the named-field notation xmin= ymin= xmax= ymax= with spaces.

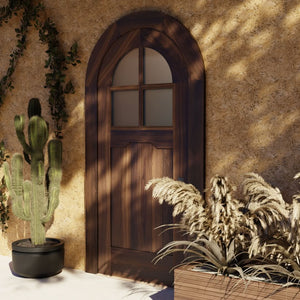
xmin=0 ymin=256 xmax=174 ymax=300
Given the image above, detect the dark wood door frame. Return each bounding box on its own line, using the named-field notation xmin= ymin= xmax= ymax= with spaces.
xmin=85 ymin=10 xmax=205 ymax=274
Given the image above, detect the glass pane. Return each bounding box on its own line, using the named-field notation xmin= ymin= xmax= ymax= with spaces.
xmin=144 ymin=48 xmax=172 ymax=84
xmin=113 ymin=48 xmax=138 ymax=86
xmin=112 ymin=91 xmax=139 ymax=126
xmin=144 ymin=89 xmax=172 ymax=126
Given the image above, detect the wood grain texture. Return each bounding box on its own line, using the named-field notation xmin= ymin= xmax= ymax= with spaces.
xmin=97 ymin=86 xmax=112 ymax=274
xmin=111 ymin=130 xmax=173 ymax=148
xmin=84 ymin=83 xmax=99 ymax=273
xmin=111 ymin=247 xmax=174 ymax=286
xmin=111 ymin=142 xmax=173 ymax=251
xmin=175 ymin=266 xmax=300 ymax=300
xmin=85 ymin=11 xmax=205 ymax=283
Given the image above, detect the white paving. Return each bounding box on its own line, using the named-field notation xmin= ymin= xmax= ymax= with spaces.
xmin=0 ymin=256 xmax=174 ymax=300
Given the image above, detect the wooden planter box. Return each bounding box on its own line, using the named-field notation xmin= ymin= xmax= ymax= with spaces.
xmin=175 ymin=266 xmax=300 ymax=300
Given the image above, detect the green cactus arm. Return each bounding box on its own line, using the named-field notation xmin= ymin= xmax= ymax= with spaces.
xmin=31 ymin=160 xmax=47 ymax=245
xmin=48 ymin=140 xmax=62 ymax=170
xmin=12 ymin=195 xmax=31 ymax=221
xmin=11 ymin=154 xmax=23 ymax=197
xmin=12 ymin=155 xmax=31 ymax=221
xmin=42 ymin=169 xmax=61 ymax=223
xmin=23 ymin=180 xmax=32 ymax=219
xmin=32 ymin=159 xmax=46 ymax=214
xmin=42 ymin=140 xmax=62 ymax=223
xmin=4 ymin=154 xmax=31 ymax=221
xmin=3 ymin=161 xmax=12 ymax=193
xmin=14 ymin=115 xmax=32 ymax=156
xmin=11 ymin=180 xmax=32 ymax=222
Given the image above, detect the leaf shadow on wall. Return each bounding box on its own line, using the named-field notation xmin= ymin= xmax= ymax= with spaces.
xmin=186 ymin=1 xmax=300 ymax=201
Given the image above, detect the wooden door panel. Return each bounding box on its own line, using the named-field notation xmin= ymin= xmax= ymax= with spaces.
xmin=111 ymin=142 xmax=173 ymax=252
xmin=85 ymin=12 xmax=205 ymax=286
xmin=111 ymin=145 xmax=131 ymax=249
xmin=111 ymin=247 xmax=174 ymax=285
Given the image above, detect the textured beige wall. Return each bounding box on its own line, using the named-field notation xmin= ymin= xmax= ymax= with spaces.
xmin=0 ymin=0 xmax=299 ymax=270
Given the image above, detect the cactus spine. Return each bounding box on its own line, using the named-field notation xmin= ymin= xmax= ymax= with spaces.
xmin=4 ymin=98 xmax=62 ymax=245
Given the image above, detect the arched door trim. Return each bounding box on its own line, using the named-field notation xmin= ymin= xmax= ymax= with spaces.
xmin=85 ymin=10 xmax=205 ymax=274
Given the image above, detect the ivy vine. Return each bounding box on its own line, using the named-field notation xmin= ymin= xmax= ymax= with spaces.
xmin=0 ymin=0 xmax=80 ymax=138
xmin=0 ymin=141 xmax=9 ymax=232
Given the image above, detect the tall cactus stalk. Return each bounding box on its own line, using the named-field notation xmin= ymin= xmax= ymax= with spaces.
xmin=4 ymin=98 xmax=62 ymax=246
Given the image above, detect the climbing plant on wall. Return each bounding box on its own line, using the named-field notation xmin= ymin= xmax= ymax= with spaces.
xmin=0 ymin=141 xmax=9 ymax=232
xmin=0 ymin=0 xmax=80 ymax=138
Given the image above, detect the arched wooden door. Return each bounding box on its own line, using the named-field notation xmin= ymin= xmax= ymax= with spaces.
xmin=85 ymin=11 xmax=205 ymax=285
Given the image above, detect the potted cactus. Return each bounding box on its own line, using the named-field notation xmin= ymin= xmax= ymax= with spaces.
xmin=4 ymin=98 xmax=64 ymax=278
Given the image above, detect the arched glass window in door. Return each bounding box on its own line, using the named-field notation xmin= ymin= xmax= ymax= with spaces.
xmin=111 ymin=47 xmax=173 ymax=127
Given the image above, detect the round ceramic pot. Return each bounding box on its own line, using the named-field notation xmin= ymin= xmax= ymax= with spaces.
xmin=12 ymin=238 xmax=64 ymax=278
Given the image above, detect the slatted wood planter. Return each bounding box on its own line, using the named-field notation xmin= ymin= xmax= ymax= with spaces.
xmin=175 ymin=266 xmax=300 ymax=300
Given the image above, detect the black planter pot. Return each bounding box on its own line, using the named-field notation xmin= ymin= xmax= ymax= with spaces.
xmin=12 ymin=238 xmax=64 ymax=278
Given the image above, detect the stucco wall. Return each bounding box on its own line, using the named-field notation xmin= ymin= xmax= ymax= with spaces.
xmin=0 ymin=0 xmax=299 ymax=270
